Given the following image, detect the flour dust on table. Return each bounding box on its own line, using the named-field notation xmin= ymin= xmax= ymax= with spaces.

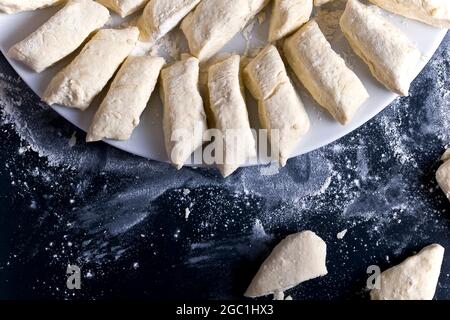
xmin=0 ymin=34 xmax=449 ymax=299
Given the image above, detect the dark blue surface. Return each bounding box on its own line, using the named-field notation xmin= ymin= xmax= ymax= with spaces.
xmin=0 ymin=33 xmax=449 ymax=300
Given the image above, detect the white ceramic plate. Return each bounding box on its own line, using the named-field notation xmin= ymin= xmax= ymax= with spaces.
xmin=0 ymin=5 xmax=447 ymax=166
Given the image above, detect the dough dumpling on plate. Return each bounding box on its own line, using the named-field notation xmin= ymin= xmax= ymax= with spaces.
xmin=138 ymin=0 xmax=201 ymax=43
xmin=269 ymin=0 xmax=313 ymax=42
xmin=244 ymin=45 xmax=310 ymax=167
xmin=8 ymin=0 xmax=110 ymax=73
xmin=160 ymin=55 xmax=208 ymax=169
xmin=97 ymin=0 xmax=150 ymax=17
xmin=43 ymin=27 xmax=140 ymax=110
xmin=87 ymin=55 xmax=165 ymax=142
xmin=340 ymin=0 xmax=422 ymax=96
xmin=0 ymin=0 xmax=62 ymax=14
xmin=368 ymin=0 xmax=450 ymax=29
xmin=284 ymin=20 xmax=369 ymax=125
xmin=181 ymin=0 xmax=269 ymax=62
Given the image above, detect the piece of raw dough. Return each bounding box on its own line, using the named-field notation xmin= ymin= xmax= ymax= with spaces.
xmin=371 ymin=244 xmax=445 ymax=300
xmin=8 ymin=0 xmax=110 ymax=73
xmin=368 ymin=0 xmax=450 ymax=29
xmin=245 ymin=230 xmax=328 ymax=298
xmin=284 ymin=20 xmax=369 ymax=125
xmin=269 ymin=0 xmax=312 ymax=42
xmin=181 ymin=0 xmax=269 ymax=61
xmin=138 ymin=0 xmax=201 ymax=43
xmin=340 ymin=0 xmax=422 ymax=96
xmin=441 ymin=149 xmax=450 ymax=161
xmin=160 ymin=55 xmax=207 ymax=169
xmin=86 ymin=56 xmax=165 ymax=142
xmin=208 ymin=55 xmax=256 ymax=177
xmin=97 ymin=0 xmax=149 ymax=17
xmin=244 ymin=45 xmax=310 ymax=167
xmin=0 ymin=0 xmax=62 ymax=14
xmin=43 ymin=27 xmax=139 ymax=110
xmin=437 ymin=149 xmax=450 ymax=201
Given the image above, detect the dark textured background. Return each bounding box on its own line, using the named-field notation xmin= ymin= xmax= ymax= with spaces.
xmin=0 ymin=33 xmax=449 ymax=300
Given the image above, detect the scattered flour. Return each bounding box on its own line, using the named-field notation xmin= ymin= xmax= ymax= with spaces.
xmin=337 ymin=229 xmax=348 ymax=239
xmin=0 ymin=5 xmax=449 ymax=299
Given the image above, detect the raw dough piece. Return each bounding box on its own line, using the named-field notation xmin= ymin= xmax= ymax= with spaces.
xmin=0 ymin=0 xmax=61 ymax=14
xmin=437 ymin=149 xmax=450 ymax=201
xmin=368 ymin=0 xmax=450 ymax=29
xmin=245 ymin=231 xmax=328 ymax=298
xmin=181 ymin=0 xmax=269 ymax=61
xmin=269 ymin=0 xmax=313 ymax=42
xmin=284 ymin=20 xmax=368 ymax=125
xmin=8 ymin=0 xmax=110 ymax=73
xmin=340 ymin=0 xmax=422 ymax=96
xmin=244 ymin=45 xmax=310 ymax=167
xmin=138 ymin=0 xmax=201 ymax=43
xmin=160 ymin=55 xmax=207 ymax=169
xmin=97 ymin=0 xmax=149 ymax=17
xmin=371 ymin=244 xmax=445 ymax=300
xmin=314 ymin=0 xmax=333 ymax=6
xmin=442 ymin=149 xmax=450 ymax=161
xmin=86 ymin=56 xmax=165 ymax=142
xmin=43 ymin=27 xmax=139 ymax=110
xmin=207 ymin=55 xmax=256 ymax=177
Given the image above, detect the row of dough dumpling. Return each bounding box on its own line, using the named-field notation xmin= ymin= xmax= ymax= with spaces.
xmin=4 ymin=0 xmax=450 ymax=177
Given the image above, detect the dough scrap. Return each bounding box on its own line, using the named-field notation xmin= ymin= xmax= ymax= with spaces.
xmin=244 ymin=45 xmax=310 ymax=167
xmin=8 ymin=0 xmax=110 ymax=73
xmin=207 ymin=55 xmax=256 ymax=177
xmin=181 ymin=0 xmax=269 ymax=62
xmin=340 ymin=0 xmax=422 ymax=96
xmin=441 ymin=149 xmax=450 ymax=161
xmin=160 ymin=55 xmax=208 ymax=169
xmin=284 ymin=20 xmax=369 ymax=125
xmin=368 ymin=0 xmax=450 ymax=29
xmin=43 ymin=27 xmax=139 ymax=110
xmin=86 ymin=55 xmax=165 ymax=142
xmin=245 ymin=230 xmax=328 ymax=298
xmin=371 ymin=244 xmax=445 ymax=300
xmin=97 ymin=0 xmax=149 ymax=17
xmin=269 ymin=0 xmax=313 ymax=42
xmin=0 ymin=0 xmax=62 ymax=14
xmin=437 ymin=149 xmax=450 ymax=201
xmin=138 ymin=0 xmax=201 ymax=43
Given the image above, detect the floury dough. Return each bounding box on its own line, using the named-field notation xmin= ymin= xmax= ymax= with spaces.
xmin=96 ymin=0 xmax=150 ymax=17
xmin=244 ymin=45 xmax=310 ymax=167
xmin=86 ymin=56 xmax=165 ymax=142
xmin=43 ymin=27 xmax=139 ymax=110
xmin=207 ymin=55 xmax=257 ymax=177
xmin=8 ymin=0 xmax=110 ymax=73
xmin=245 ymin=231 xmax=328 ymax=298
xmin=284 ymin=20 xmax=369 ymax=125
xmin=0 ymin=0 xmax=62 ymax=13
xmin=340 ymin=0 xmax=422 ymax=96
xmin=368 ymin=0 xmax=450 ymax=29
xmin=436 ymin=149 xmax=450 ymax=201
xmin=160 ymin=55 xmax=208 ymax=170
xmin=138 ymin=0 xmax=201 ymax=43
xmin=268 ymin=0 xmax=313 ymax=42
xmin=181 ymin=0 xmax=269 ymax=61
xmin=371 ymin=244 xmax=445 ymax=300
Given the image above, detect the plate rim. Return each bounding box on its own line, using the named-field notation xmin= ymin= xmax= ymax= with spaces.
xmin=0 ymin=9 xmax=447 ymax=167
